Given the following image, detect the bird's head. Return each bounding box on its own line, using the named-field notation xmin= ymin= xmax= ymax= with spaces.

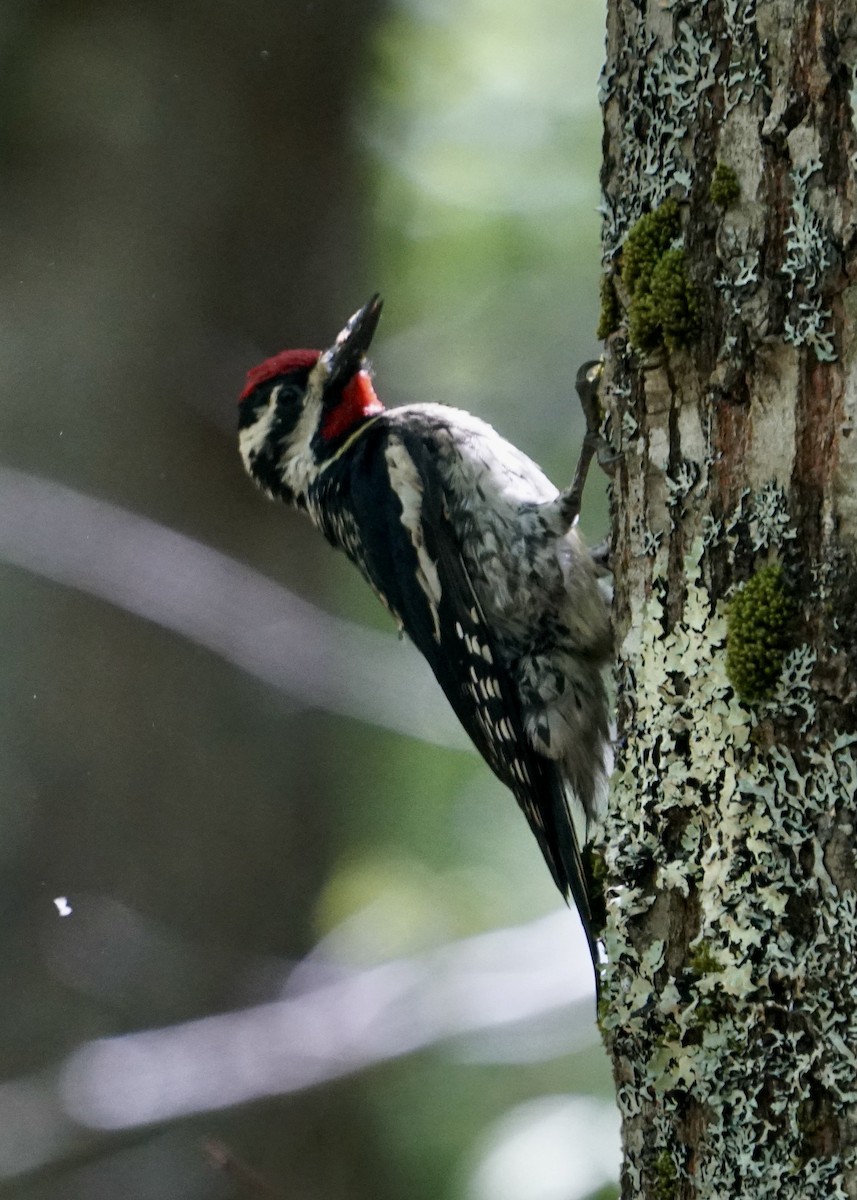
xmin=238 ymin=294 xmax=385 ymax=503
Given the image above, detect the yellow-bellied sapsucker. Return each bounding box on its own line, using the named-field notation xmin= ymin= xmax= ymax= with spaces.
xmin=238 ymin=296 xmax=611 ymax=969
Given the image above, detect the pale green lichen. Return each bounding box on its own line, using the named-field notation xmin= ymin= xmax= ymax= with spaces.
xmin=782 ymin=159 xmax=836 ymax=361
xmin=599 ymin=24 xmax=719 ymax=254
xmin=600 ymin=524 xmax=857 ymax=1200
xmin=746 ymin=483 xmax=797 ymax=551
xmin=666 ymin=461 xmax=701 ymax=512
xmin=726 ymin=564 xmax=797 ymax=702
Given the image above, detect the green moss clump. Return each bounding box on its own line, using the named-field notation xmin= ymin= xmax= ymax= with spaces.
xmin=628 ymin=248 xmax=699 ymax=353
xmin=620 ymin=199 xmax=699 ymax=353
xmin=597 ymin=273 xmax=620 ymax=340
xmin=652 ymin=1150 xmax=678 ymax=1200
xmin=726 ymin=564 xmax=797 ymax=702
xmin=621 ymin=199 xmax=680 ymax=293
xmin=689 ymin=941 xmax=723 ymax=976
xmin=710 ymin=162 xmax=740 ymax=209
xmin=651 ymin=249 xmax=700 ymax=349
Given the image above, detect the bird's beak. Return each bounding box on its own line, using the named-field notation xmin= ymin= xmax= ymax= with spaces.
xmin=325 ymin=294 xmax=384 ymax=389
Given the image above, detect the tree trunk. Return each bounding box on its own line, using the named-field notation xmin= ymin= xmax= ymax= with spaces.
xmin=597 ymin=2 xmax=857 ymax=1196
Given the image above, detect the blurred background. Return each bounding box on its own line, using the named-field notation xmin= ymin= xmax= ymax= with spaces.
xmin=0 ymin=0 xmax=617 ymax=1197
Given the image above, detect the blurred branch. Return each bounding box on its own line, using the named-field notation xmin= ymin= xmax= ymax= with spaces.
xmin=0 ymin=467 xmax=466 ymax=748
xmin=59 ymin=909 xmax=594 ymax=1130
xmin=0 ymin=910 xmax=596 ymax=1181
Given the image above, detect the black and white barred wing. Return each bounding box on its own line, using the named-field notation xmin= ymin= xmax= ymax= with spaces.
xmin=336 ymin=426 xmax=593 ymax=940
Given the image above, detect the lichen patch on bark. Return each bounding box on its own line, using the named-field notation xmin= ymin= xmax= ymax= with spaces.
xmin=599 ymin=0 xmax=857 ymax=1194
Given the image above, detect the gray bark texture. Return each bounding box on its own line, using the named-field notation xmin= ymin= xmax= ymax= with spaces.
xmin=597 ymin=2 xmax=857 ymax=1197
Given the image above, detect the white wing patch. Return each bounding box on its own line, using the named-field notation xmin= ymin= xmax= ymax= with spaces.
xmin=384 ymin=439 xmax=443 ymax=640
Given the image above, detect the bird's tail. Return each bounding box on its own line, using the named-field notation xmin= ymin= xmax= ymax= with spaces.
xmin=515 ymin=763 xmax=603 ymax=993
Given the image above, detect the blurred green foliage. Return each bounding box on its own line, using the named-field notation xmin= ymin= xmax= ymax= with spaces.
xmin=365 ymin=0 xmax=609 ymax=541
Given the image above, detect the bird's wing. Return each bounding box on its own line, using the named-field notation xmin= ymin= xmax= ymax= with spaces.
xmin=335 ymin=426 xmax=595 ymax=955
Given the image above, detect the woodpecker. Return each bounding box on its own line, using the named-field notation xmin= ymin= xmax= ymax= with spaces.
xmin=238 ymin=296 xmax=611 ymax=969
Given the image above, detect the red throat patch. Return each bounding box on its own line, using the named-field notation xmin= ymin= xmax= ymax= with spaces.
xmin=239 ymin=349 xmax=320 ymax=402
xmin=321 ymin=371 xmax=385 ymax=440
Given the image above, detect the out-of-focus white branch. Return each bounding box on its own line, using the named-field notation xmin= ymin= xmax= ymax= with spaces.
xmin=0 ymin=909 xmax=596 ymax=1180
xmin=0 ymin=466 xmax=466 ymax=748
xmin=58 ymin=908 xmax=594 ymax=1130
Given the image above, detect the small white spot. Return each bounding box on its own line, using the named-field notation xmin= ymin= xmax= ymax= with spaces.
xmin=53 ymin=896 xmax=72 ymax=917
xmin=481 ymin=643 xmax=493 ymax=664
xmin=455 ymin=621 xmax=464 ymax=639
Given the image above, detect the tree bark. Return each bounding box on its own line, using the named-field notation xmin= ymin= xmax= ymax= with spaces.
xmin=597 ymin=2 xmax=857 ymax=1196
